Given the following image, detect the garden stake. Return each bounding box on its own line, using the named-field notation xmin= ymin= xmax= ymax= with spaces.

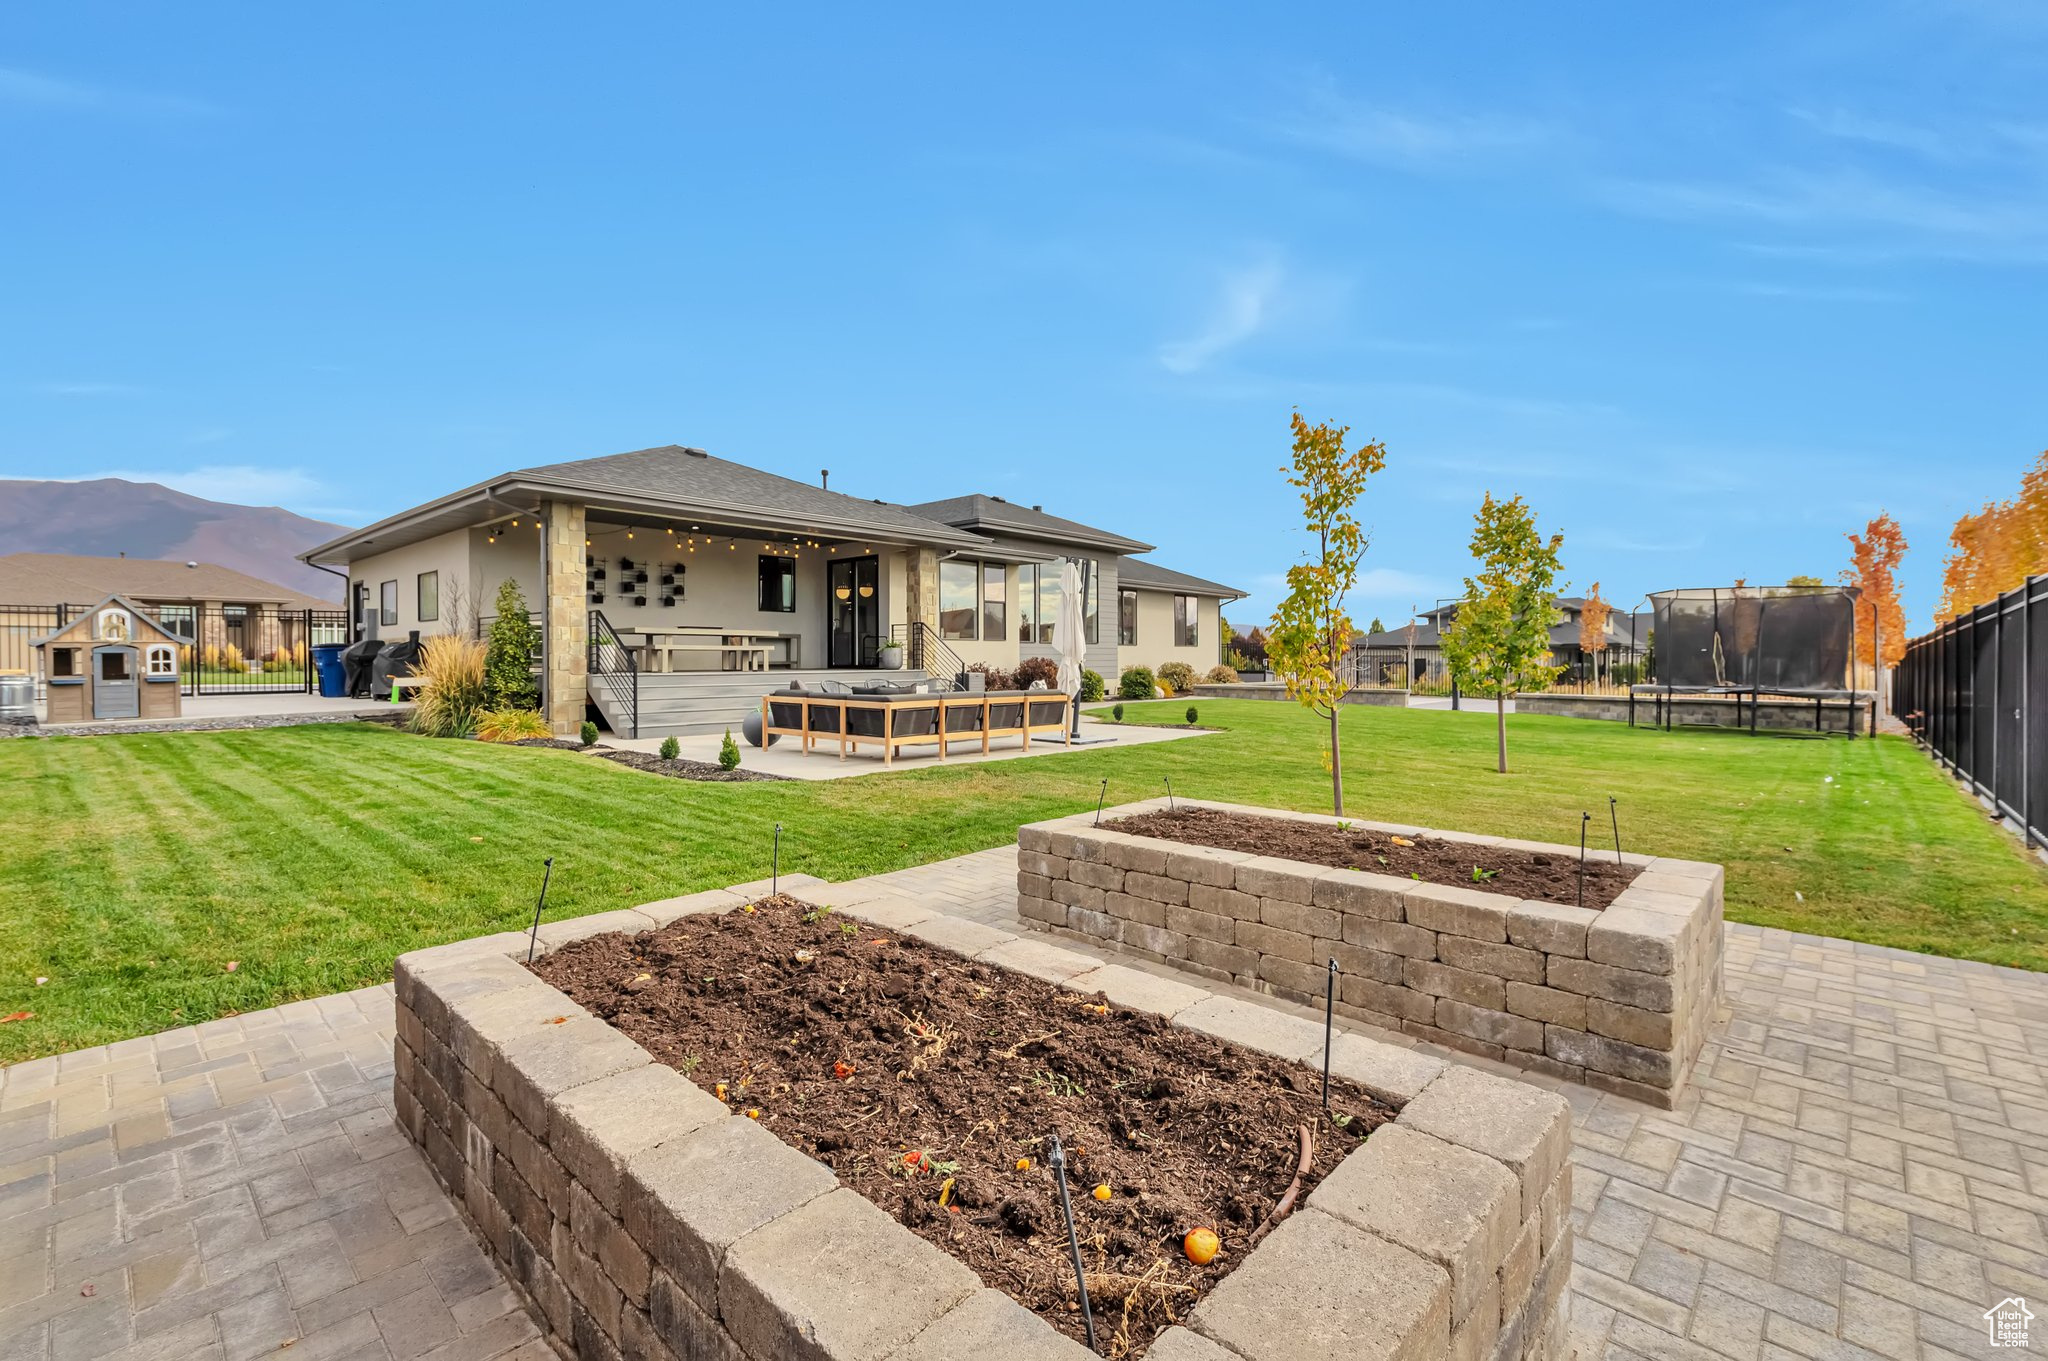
xmin=526 ymin=857 xmax=555 ymax=964
xmin=1610 ymin=796 xmax=1623 ymax=865
xmin=1163 ymin=775 xmax=1175 ymax=813
xmin=772 ymin=823 xmax=782 ymax=895
xmin=1322 ymin=958 xmax=1338 ymax=1114
xmin=1048 ymin=1134 xmax=1097 ymax=1350
xmin=1094 ymin=778 xmax=1108 ymax=827
xmin=1577 ymin=813 xmax=1590 ymax=908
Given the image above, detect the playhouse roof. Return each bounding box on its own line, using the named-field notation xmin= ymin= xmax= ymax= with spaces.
xmin=31 ymin=594 xmax=185 ymax=649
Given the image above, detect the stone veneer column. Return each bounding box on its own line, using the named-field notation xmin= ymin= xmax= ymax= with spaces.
xmin=904 ymin=547 xmax=939 ymax=668
xmin=544 ymin=500 xmax=587 ymax=736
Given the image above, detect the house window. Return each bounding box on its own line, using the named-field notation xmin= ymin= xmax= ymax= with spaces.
xmin=756 ymin=556 xmax=796 ymax=613
xmin=418 ymin=571 xmax=439 ymax=623
xmin=1118 ymin=590 xmax=1137 ymax=646
xmin=1036 ymin=565 xmax=1059 ymax=645
xmin=50 ymin=647 xmax=77 ymax=678
xmin=1082 ymin=560 xmax=1100 ymax=645
xmin=146 ymin=644 xmax=176 ymax=676
xmin=379 ymin=581 xmax=398 ymax=627
xmin=155 ymin=605 xmax=196 ymax=640
xmin=1174 ymin=594 xmax=1199 ymax=648
xmin=982 ymin=563 xmax=1005 ymax=643
xmin=939 ymin=560 xmax=978 ymax=641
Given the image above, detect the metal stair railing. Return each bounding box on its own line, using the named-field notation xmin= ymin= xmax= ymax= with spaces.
xmin=587 ymin=608 xmax=639 ymax=737
xmin=891 ymin=621 xmax=968 ymax=690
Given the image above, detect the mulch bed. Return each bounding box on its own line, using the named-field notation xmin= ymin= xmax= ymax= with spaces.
xmin=505 ymin=738 xmax=788 ymax=781
xmin=531 ymin=895 xmax=1392 ymax=1355
xmin=1112 ymin=805 xmax=1638 ymax=911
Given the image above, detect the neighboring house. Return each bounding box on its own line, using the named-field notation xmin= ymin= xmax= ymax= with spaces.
xmin=1354 ymin=597 xmax=1653 ymax=687
xmin=299 ymin=444 xmax=1244 ymax=736
xmin=0 ymin=552 xmax=338 ymax=679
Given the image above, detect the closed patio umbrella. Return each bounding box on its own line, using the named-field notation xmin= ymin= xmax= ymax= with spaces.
xmin=1053 ymin=558 xmax=1086 ymax=739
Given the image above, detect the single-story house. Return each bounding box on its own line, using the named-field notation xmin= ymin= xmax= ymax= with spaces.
xmin=299 ymin=445 xmax=1243 ymax=737
xmin=1354 ymin=597 xmax=1653 ymax=688
xmin=0 ymin=552 xmax=338 ymax=680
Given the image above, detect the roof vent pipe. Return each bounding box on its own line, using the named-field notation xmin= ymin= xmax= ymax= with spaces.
xmin=820 ymin=469 xmax=830 ymax=490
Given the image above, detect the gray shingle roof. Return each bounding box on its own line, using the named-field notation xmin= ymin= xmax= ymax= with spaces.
xmin=516 ymin=446 xmax=988 ymax=548
xmin=906 ymin=495 xmax=1153 ymax=554
xmin=0 ymin=553 xmax=332 ymax=609
xmin=1115 ymin=557 xmax=1244 ymax=599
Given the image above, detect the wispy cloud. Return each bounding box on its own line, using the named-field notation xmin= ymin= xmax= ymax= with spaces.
xmin=61 ymin=465 xmax=334 ymax=511
xmin=37 ymin=380 xmax=148 ymax=398
xmin=1158 ymin=258 xmax=1286 ymax=374
xmin=1598 ymin=170 xmax=2048 ymax=261
xmin=0 ymin=66 xmax=215 ymax=117
xmin=1278 ymin=81 xmax=1558 ymax=170
xmin=1788 ymin=107 xmax=1959 ymax=161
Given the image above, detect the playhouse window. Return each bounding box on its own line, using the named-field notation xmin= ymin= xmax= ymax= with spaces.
xmin=51 ymin=648 xmax=77 ymax=678
xmin=97 ymin=609 xmax=132 ymax=641
xmin=147 ymin=645 xmax=176 ymax=676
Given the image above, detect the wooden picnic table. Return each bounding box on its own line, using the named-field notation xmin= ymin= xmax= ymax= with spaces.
xmin=625 ymin=629 xmax=795 ymax=672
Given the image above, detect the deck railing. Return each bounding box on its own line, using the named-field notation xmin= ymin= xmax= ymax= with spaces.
xmin=587 ymin=608 xmax=639 ymax=737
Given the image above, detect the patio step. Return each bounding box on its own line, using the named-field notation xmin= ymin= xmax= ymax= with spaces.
xmin=590 ymin=668 xmax=931 ymax=739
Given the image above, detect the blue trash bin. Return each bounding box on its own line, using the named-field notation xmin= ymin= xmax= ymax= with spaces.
xmin=312 ymin=644 xmax=347 ymax=698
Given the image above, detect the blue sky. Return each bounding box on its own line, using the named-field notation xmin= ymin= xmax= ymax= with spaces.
xmin=3 ymin=4 xmax=2044 ymax=631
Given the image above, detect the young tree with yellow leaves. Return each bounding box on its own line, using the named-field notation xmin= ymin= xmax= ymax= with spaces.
xmin=1841 ymin=513 xmax=1907 ymax=671
xmin=1439 ymin=494 xmax=1565 ymax=774
xmin=1268 ymin=412 xmax=1388 ymax=816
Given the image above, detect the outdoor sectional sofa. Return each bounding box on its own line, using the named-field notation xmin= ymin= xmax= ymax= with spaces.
xmin=761 ymin=682 xmax=1071 ymax=765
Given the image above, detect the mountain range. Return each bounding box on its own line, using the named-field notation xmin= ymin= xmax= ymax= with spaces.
xmin=0 ymin=478 xmax=351 ymax=601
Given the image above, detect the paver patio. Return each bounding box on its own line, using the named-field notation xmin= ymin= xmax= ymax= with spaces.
xmin=6 ymin=845 xmax=2048 ymax=1360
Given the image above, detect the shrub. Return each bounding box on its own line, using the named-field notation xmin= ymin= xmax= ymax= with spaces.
xmin=1118 ymin=666 xmax=1156 ymax=700
xmin=579 ymin=720 xmax=598 ymax=747
xmin=408 ymin=634 xmax=489 ymax=738
xmin=719 ymin=729 xmax=741 ymax=771
xmin=659 ymin=735 xmax=680 ymax=760
xmin=1014 ymin=656 xmax=1061 ymax=690
xmin=1204 ymin=665 xmax=1239 ymax=684
xmin=1112 ymin=703 xmax=1125 ymax=722
xmin=1078 ymin=668 xmax=1104 ymax=702
xmin=485 ymin=579 xmax=541 ymax=710
xmin=1186 ymin=705 xmax=1199 ymax=725
xmin=222 ymin=643 xmax=245 ymax=673
xmin=967 ymin=663 xmax=1015 ymax=691
xmin=1157 ymin=661 xmax=1196 ymax=695
xmin=475 ymin=708 xmax=550 ymax=742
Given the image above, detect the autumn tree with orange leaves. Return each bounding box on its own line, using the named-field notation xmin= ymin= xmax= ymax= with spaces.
xmin=1937 ymin=450 xmax=2048 ymax=622
xmin=1842 ymin=514 xmax=1907 ymax=669
xmin=1578 ymin=582 xmax=1612 ymax=683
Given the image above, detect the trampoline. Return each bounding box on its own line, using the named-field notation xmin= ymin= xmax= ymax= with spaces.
xmin=1629 ymin=586 xmax=1878 ymax=737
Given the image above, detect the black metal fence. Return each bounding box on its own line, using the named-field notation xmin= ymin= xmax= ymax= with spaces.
xmin=1342 ymin=642 xmax=1655 ymax=697
xmin=1895 ymin=578 xmax=2048 ymax=848
xmin=0 ymin=603 xmax=351 ymax=699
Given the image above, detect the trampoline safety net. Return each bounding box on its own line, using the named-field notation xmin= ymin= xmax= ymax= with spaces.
xmin=1648 ymin=586 xmax=1859 ymax=692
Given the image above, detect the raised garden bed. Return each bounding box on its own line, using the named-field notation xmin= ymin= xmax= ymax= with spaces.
xmin=1113 ymin=805 xmax=1638 ymax=910
xmin=393 ymin=875 xmax=1575 ymax=1360
xmin=1019 ymin=799 xmax=1725 ymax=1109
xmin=530 ymin=894 xmax=1391 ymax=1353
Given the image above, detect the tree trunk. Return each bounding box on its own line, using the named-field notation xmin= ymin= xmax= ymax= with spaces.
xmin=1329 ymin=704 xmax=1344 ymax=816
xmin=1496 ymin=693 xmax=1508 ymax=774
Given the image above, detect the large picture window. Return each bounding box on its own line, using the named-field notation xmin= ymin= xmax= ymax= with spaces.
xmin=1173 ymin=594 xmax=1199 ymax=648
xmin=1118 ymin=589 xmax=1137 ymax=646
xmin=417 ymin=571 xmax=439 ymax=622
xmin=982 ymin=563 xmax=1005 ymax=643
xmin=1082 ymin=560 xmax=1100 ymax=645
xmin=1035 ymin=565 xmax=1059 ymax=645
xmin=939 ymin=560 xmax=978 ymax=640
xmin=757 ymin=556 xmax=796 ymax=612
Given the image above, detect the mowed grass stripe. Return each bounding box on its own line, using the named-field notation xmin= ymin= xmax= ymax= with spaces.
xmin=4 ymin=702 xmax=2047 ymax=1060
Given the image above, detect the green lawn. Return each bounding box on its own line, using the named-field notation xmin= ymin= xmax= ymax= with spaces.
xmin=3 ymin=700 xmax=2044 ymax=1062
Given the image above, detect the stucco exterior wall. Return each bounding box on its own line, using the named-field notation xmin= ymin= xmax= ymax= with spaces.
xmin=347 ymin=528 xmax=482 ymax=640
xmin=1117 ymin=589 xmax=1220 ymax=678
